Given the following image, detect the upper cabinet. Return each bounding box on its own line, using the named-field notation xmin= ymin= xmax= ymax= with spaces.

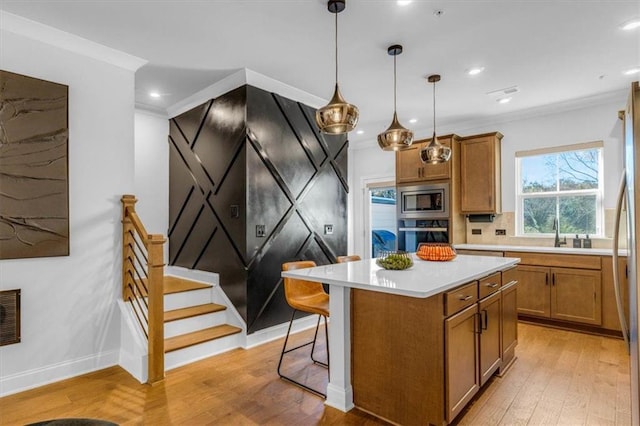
xmin=396 ymin=135 xmax=458 ymax=184
xmin=459 ymin=132 xmax=503 ymax=214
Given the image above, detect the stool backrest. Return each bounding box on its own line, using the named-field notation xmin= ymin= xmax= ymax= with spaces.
xmin=336 ymin=255 xmax=361 ymax=263
xmin=282 ymin=260 xmax=323 ymax=304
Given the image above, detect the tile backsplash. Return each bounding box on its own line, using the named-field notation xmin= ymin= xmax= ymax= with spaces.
xmin=464 ymin=209 xmax=627 ymax=249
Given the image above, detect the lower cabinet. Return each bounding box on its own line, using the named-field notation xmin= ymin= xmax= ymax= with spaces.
xmin=445 ymin=270 xmax=510 ymax=423
xmin=352 ymin=266 xmax=517 ymax=426
xmin=500 ymin=277 xmax=518 ymax=374
xmin=516 ymin=264 xmax=602 ymax=325
xmin=445 ymin=304 xmax=480 ymax=422
xmin=479 ymin=290 xmax=502 ymax=385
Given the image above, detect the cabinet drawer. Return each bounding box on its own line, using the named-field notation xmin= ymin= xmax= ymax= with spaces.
xmin=445 ymin=281 xmax=478 ymax=316
xmin=502 ymin=267 xmax=518 ymax=286
xmin=505 ymin=251 xmax=600 ymax=270
xmin=478 ymin=272 xmax=502 ymax=299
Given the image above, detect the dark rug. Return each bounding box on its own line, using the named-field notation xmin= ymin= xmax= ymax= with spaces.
xmin=26 ymin=420 xmax=118 ymax=426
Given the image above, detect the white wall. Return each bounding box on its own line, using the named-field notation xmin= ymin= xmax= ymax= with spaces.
xmin=134 ymin=111 xmax=169 ymax=238
xmin=350 ymin=95 xmax=627 ymax=255
xmin=0 ymin=18 xmax=144 ymax=396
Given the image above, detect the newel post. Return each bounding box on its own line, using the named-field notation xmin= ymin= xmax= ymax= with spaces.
xmin=121 ymin=195 xmax=137 ymax=300
xmin=147 ymin=233 xmax=166 ymax=384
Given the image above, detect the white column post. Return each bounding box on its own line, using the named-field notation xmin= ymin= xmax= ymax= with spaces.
xmin=325 ymin=285 xmax=354 ymax=412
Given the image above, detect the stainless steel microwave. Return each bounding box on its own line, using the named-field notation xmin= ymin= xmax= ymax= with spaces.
xmin=397 ymin=183 xmax=449 ymax=219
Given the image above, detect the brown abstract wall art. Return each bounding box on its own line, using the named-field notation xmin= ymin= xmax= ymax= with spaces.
xmin=0 ymin=70 xmax=69 ymax=259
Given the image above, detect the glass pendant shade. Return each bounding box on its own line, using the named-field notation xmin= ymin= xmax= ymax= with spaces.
xmin=315 ymin=0 xmax=359 ymax=134
xmin=378 ymin=44 xmax=413 ymax=151
xmin=316 ymin=84 xmax=359 ymax=134
xmin=420 ymin=131 xmax=452 ymax=163
xmin=420 ymin=74 xmax=451 ymax=164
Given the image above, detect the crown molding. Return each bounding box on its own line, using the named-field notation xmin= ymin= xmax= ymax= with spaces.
xmin=0 ymin=11 xmax=147 ymax=71
xmin=166 ymin=68 xmax=327 ymax=119
xmin=349 ymin=88 xmax=629 ymax=151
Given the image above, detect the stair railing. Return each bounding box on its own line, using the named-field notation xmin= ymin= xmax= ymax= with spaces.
xmin=121 ymin=194 xmax=166 ymax=384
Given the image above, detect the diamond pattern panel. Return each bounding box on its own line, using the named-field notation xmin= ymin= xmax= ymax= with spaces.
xmin=169 ymin=84 xmax=347 ymax=334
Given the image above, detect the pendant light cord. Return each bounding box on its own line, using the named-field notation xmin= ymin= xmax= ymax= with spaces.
xmin=393 ymin=53 xmax=397 ymax=113
xmin=432 ymin=80 xmax=436 ymax=131
xmin=335 ymin=11 xmax=339 ymax=85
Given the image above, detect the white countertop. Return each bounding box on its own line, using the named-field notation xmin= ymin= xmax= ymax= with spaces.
xmin=455 ymin=243 xmax=628 ymax=257
xmin=281 ymin=254 xmax=519 ymax=299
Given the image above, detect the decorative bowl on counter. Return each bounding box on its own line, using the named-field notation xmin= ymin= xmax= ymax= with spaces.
xmin=416 ymin=243 xmax=457 ymax=261
xmin=376 ymin=251 xmax=413 ymax=270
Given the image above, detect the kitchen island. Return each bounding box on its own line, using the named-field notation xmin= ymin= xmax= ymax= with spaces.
xmin=281 ymin=254 xmax=520 ymax=425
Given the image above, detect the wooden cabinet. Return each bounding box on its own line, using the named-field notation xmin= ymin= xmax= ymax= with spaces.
xmin=602 ymin=256 xmax=629 ymax=331
xmin=396 ymin=135 xmax=457 ymax=184
xmin=445 ymin=303 xmax=480 ymax=423
xmin=499 ymin=272 xmax=518 ymax=375
xmin=460 ymin=132 xmax=503 ymax=214
xmin=510 ymin=252 xmax=603 ymax=326
xmin=478 ymin=290 xmax=502 ymax=386
xmin=352 ymin=265 xmax=517 ymax=426
xmin=517 ymin=265 xmax=551 ymax=317
xmin=551 ymin=267 xmax=602 ymax=325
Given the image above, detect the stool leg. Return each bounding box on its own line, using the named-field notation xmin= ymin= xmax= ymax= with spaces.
xmin=277 ymin=310 xmax=327 ymax=398
xmin=311 ymin=315 xmax=328 ymax=368
xmin=277 ymin=309 xmax=297 ymax=377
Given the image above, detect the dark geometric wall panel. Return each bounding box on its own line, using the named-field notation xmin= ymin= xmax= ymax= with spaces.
xmin=169 ymin=84 xmax=348 ymax=333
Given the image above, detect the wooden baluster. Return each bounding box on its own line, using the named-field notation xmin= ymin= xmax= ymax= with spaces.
xmin=147 ymin=233 xmax=166 ymax=384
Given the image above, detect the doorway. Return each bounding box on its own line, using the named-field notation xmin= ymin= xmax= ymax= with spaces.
xmin=366 ymin=183 xmax=397 ymax=258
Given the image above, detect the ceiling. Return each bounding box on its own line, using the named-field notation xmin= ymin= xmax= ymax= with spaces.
xmin=2 ymin=1 xmax=639 ymax=146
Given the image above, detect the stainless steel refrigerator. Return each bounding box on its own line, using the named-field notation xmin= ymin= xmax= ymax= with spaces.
xmin=614 ymin=81 xmax=640 ymax=423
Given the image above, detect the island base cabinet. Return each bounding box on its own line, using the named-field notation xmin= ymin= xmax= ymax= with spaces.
xmin=445 ymin=303 xmax=480 ymax=423
xmin=479 ymin=291 xmax=502 ymax=386
xmin=351 ymin=289 xmax=446 ymax=426
xmin=499 ymin=279 xmax=518 ymax=375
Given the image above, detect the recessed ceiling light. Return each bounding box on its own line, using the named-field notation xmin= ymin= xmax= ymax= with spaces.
xmin=623 ymin=67 xmax=640 ymax=75
xmin=466 ymin=67 xmax=485 ymax=76
xmin=149 ymin=92 xmax=161 ymax=98
xmin=356 ymin=130 xmax=365 ymax=135
xmin=409 ymin=118 xmax=418 ymax=124
xmin=397 ymin=0 xmax=412 ymax=6
xmin=621 ymin=19 xmax=640 ymax=30
xmin=497 ymin=97 xmax=512 ymax=104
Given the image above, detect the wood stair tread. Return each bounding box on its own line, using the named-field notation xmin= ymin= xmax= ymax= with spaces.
xmin=163 ymin=275 xmax=211 ymax=294
xmin=165 ymin=324 xmax=242 ymax=353
xmin=164 ymin=303 xmax=226 ymax=322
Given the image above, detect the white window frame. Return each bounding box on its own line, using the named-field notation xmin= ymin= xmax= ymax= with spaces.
xmin=515 ymin=141 xmax=604 ymax=238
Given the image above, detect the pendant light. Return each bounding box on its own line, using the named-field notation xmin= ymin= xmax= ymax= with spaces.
xmin=377 ymin=44 xmax=414 ymax=151
xmin=315 ymin=0 xmax=359 ymax=134
xmin=420 ymin=74 xmax=451 ymax=164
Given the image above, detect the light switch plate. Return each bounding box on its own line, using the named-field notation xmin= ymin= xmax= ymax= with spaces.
xmin=256 ymin=224 xmax=265 ymax=237
xmin=324 ymin=224 xmax=333 ymax=235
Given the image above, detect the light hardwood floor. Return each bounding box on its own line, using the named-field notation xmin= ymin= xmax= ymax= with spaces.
xmin=0 ymin=323 xmax=631 ymax=425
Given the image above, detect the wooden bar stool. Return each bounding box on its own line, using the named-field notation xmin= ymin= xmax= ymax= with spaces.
xmin=336 ymin=255 xmax=361 ymax=263
xmin=278 ymin=260 xmax=329 ymax=398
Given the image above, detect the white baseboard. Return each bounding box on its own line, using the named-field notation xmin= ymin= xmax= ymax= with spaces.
xmin=0 ymin=350 xmax=119 ymax=397
xmin=244 ymin=315 xmax=324 ymax=349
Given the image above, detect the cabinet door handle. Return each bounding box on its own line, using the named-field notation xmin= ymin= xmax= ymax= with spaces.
xmin=552 ymin=273 xmax=556 ymax=286
xmin=460 ymin=295 xmax=473 ymax=301
xmin=545 ymin=272 xmax=549 ymax=286
xmin=475 ymin=312 xmax=483 ymax=334
xmin=485 ymin=283 xmax=499 ymax=288
xmin=482 ymin=309 xmax=488 ymax=330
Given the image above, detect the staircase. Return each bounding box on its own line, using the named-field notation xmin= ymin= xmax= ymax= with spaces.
xmin=120 ymin=195 xmax=244 ymax=383
xmin=162 ymin=275 xmax=242 ymax=370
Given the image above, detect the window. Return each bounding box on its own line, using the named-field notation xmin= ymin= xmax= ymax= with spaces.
xmin=516 ymin=141 xmax=603 ymax=237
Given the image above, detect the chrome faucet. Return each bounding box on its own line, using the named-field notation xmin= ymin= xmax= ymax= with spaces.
xmin=553 ymin=218 xmax=566 ymax=247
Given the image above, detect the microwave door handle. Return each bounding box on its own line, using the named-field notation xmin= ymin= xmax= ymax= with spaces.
xmin=613 ymin=169 xmax=630 ymax=352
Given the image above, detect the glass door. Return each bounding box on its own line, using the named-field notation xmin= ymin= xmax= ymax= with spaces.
xmin=369 ymin=186 xmax=397 ymax=257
